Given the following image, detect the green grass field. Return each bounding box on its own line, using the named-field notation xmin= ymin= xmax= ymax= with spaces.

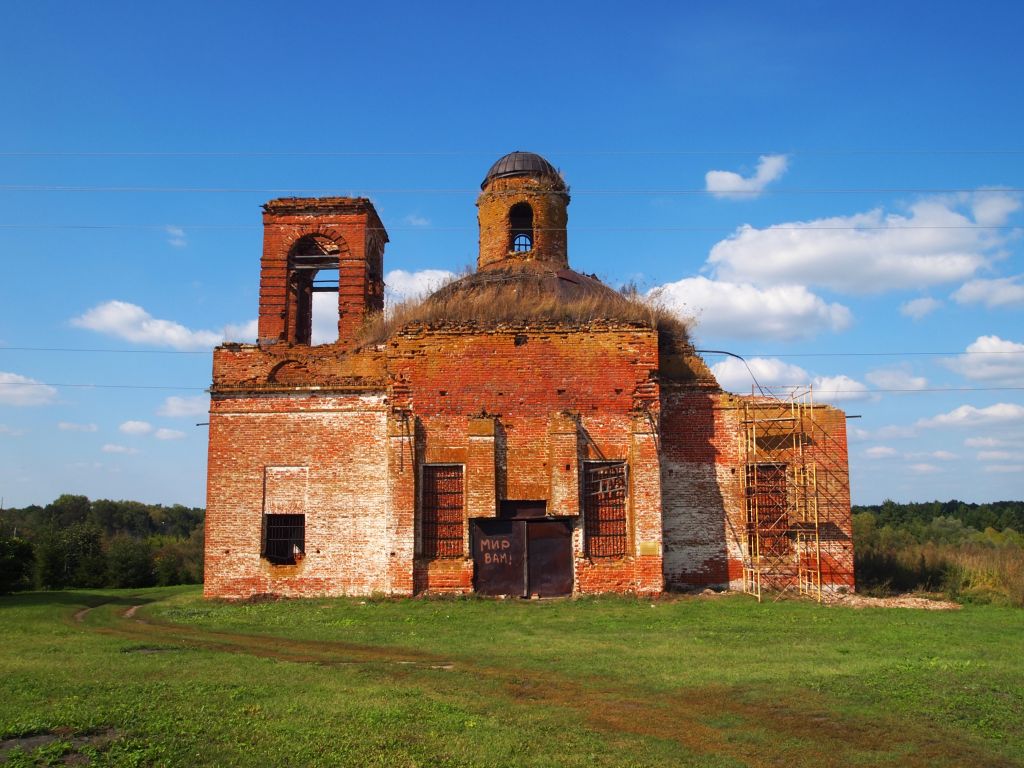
xmin=1 ymin=588 xmax=1021 ymax=767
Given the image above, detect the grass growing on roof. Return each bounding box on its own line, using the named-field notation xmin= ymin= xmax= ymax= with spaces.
xmin=358 ymin=268 xmax=691 ymax=350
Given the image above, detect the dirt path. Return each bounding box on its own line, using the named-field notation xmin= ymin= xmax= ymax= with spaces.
xmin=71 ymin=599 xmax=1017 ymax=768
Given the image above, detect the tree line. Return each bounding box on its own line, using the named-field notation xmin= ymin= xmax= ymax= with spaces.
xmin=0 ymin=494 xmax=204 ymax=593
xmin=852 ymin=499 xmax=1024 ymax=606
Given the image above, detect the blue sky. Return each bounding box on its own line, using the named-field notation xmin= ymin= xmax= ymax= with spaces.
xmin=0 ymin=1 xmax=1021 ymax=508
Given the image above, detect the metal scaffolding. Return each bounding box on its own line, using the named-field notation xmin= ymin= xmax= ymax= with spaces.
xmin=740 ymin=387 xmax=847 ymax=602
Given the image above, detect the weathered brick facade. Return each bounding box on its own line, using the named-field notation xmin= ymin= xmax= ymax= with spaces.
xmin=205 ymin=152 xmax=855 ymax=599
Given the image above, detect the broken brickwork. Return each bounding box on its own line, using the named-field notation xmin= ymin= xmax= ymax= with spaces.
xmin=205 ymin=152 xmax=855 ymax=599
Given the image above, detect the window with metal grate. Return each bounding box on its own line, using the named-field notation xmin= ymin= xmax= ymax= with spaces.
xmin=584 ymin=461 xmax=629 ymax=557
xmin=263 ymin=513 xmax=305 ymax=565
xmin=422 ymin=465 xmax=464 ymax=558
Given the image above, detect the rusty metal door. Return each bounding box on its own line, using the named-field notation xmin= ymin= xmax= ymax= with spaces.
xmin=471 ymin=518 xmax=526 ymax=596
xmin=527 ymin=520 xmax=573 ymax=597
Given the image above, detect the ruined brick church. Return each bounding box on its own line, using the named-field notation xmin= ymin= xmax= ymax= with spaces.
xmin=205 ymin=152 xmax=854 ymax=600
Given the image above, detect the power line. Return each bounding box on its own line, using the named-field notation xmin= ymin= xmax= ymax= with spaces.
xmin=711 ymin=351 xmax=1024 ymax=358
xmin=0 ymin=347 xmax=207 ymax=354
xmin=4 ymin=346 xmax=1022 ymax=356
xmin=0 ymin=382 xmax=206 ymax=391
xmin=2 ymin=184 xmax=1023 ymax=196
xmin=0 ymin=380 xmax=1020 ymax=394
xmin=3 ymin=149 xmax=1024 ymax=157
xmin=0 ymin=223 xmax=1017 ymax=232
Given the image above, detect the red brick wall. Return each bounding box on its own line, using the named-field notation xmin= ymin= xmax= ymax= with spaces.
xmin=660 ymin=390 xmax=745 ymax=589
xmin=390 ymin=325 xmax=665 ymax=594
xmin=204 ymin=393 xmax=392 ymax=598
xmin=477 ymin=176 xmax=569 ymax=270
xmin=257 ymin=198 xmax=386 ymax=349
xmin=206 ymin=325 xmax=854 ymax=598
xmin=659 ymin=389 xmax=854 ymax=593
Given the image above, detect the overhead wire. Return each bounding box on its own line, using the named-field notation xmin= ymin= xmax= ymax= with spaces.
xmin=3 ymin=346 xmax=1022 ymax=356
xmin=3 ymin=149 xmax=1024 ymax=157
xmin=2 ymin=184 xmax=1023 ymax=195
xmin=0 ymin=223 xmax=1017 ymax=232
xmin=0 ymin=381 xmax=1020 ymax=394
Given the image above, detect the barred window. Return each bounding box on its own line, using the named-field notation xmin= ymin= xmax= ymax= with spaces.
xmin=745 ymin=463 xmax=790 ymax=558
xmin=584 ymin=461 xmax=628 ymax=557
xmin=263 ymin=513 xmax=305 ymax=565
xmin=422 ymin=465 xmax=464 ymax=558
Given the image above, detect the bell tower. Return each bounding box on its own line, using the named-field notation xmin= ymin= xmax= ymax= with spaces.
xmin=256 ymin=197 xmax=387 ymax=349
xmin=476 ymin=151 xmax=570 ymax=271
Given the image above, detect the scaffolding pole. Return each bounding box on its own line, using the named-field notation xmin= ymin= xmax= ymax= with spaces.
xmin=741 ymin=387 xmax=845 ymax=603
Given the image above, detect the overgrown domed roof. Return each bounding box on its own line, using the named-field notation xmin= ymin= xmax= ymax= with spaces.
xmin=481 ymin=151 xmax=563 ymax=189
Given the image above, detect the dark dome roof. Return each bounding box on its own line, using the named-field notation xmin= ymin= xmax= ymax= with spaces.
xmin=481 ymin=151 xmax=563 ymax=189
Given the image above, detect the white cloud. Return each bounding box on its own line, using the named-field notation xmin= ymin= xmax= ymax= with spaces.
xmin=874 ymin=424 xmax=918 ymax=440
xmin=385 ymin=269 xmax=456 ymax=304
xmin=972 ymin=189 xmax=1022 ymax=226
xmin=850 ymin=427 xmax=871 ymax=442
xmin=119 ymin=420 xmax=153 ymax=435
xmin=900 ymin=297 xmax=942 ymax=320
xmin=58 ymin=421 xmax=98 ymax=432
xmin=984 ymin=464 xmax=1024 ymax=474
xmin=72 ymin=301 xmax=230 ymax=350
xmin=865 ymin=446 xmax=898 ymax=458
xmin=706 ymin=192 xmax=1017 ymax=294
xmin=0 ymin=424 xmax=26 ymax=437
xmin=906 ymin=449 xmax=958 ymax=461
xmin=942 ymin=335 xmax=1024 ymax=383
xmin=910 ymin=463 xmax=940 ymax=474
xmin=222 ymin=319 xmax=258 ymax=343
xmin=977 ymin=450 xmax=1023 ymax=462
xmin=811 ymin=374 xmax=870 ymax=403
xmin=952 ymin=276 xmax=1024 ymax=309
xmin=101 ymin=443 xmax=137 ymax=454
xmin=918 ymin=402 xmax=1024 ymax=429
xmin=165 ymin=225 xmax=187 ymax=248
xmin=154 ymin=428 xmax=185 ymax=440
xmin=965 ymin=436 xmax=1003 ymax=448
xmin=710 ymin=356 xmax=810 ymax=393
xmin=158 ymin=395 xmax=209 ymax=418
xmin=865 ymin=366 xmax=928 ymax=392
xmin=705 ymin=154 xmax=788 ymax=199
xmin=0 ymin=372 xmax=58 ymax=406
xmin=709 ymin=357 xmax=867 ymax=403
xmin=654 ymin=277 xmax=851 ymax=341
xmin=401 ymin=214 xmax=431 ymax=227
xmin=310 ymin=294 xmax=339 ymax=345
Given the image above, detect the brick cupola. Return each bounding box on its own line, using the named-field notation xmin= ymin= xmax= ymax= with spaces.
xmin=476 ymin=151 xmax=570 ymax=271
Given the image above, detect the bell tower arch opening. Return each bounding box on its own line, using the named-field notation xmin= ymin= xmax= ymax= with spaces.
xmin=476 ymin=151 xmax=570 ymax=271
xmin=287 ymin=234 xmax=342 ymax=345
xmin=257 ymin=197 xmax=389 ymax=350
xmin=509 ymin=202 xmax=534 ymax=252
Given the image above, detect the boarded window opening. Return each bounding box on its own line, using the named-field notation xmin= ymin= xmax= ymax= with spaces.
xmin=745 ymin=463 xmax=790 ymax=559
xmin=509 ymin=202 xmax=533 ymax=252
xmin=422 ymin=465 xmax=464 ymax=558
xmin=263 ymin=513 xmax=305 ymax=565
xmin=584 ymin=461 xmax=628 ymax=557
xmin=288 ymin=235 xmax=341 ymax=345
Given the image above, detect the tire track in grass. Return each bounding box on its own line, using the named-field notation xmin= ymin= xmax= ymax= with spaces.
xmin=72 ymin=598 xmax=1021 ymax=768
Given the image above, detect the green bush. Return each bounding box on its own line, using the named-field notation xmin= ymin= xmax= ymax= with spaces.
xmin=0 ymin=536 xmax=35 ymax=593
xmin=107 ymin=536 xmax=156 ymax=588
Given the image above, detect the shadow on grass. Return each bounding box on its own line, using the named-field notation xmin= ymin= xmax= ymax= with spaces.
xmin=0 ymin=589 xmax=172 ymax=610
